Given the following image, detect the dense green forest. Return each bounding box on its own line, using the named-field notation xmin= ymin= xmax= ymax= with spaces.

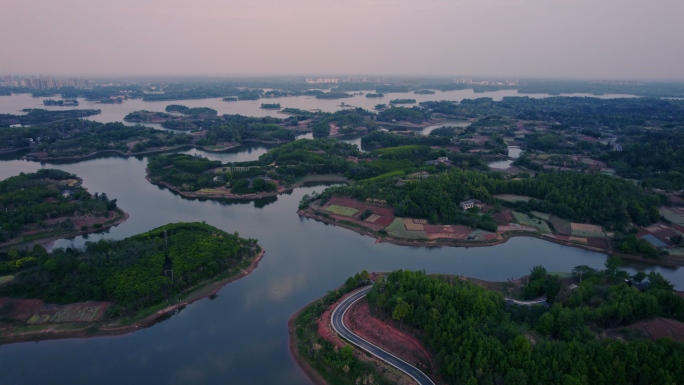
xmin=148 ymin=139 xmax=377 ymax=193
xmin=365 ymin=268 xmax=684 ymax=384
xmin=0 ymin=222 xmax=260 ymax=315
xmin=323 ymin=168 xmax=660 ymax=231
xmin=0 ymin=108 xmax=295 ymax=158
xmin=605 ymin=130 xmax=684 ymax=190
xmin=389 ymin=98 xmax=417 ymax=104
xmin=192 ymin=114 xmax=295 ymax=144
xmin=0 ymin=109 xmax=101 ymax=126
xmin=377 ymin=106 xmax=429 ymax=123
xmin=123 ymin=110 xmax=171 ymax=122
xmin=311 ymin=109 xmax=377 ymax=137
xmin=0 ymin=169 xmax=119 ymax=243
xmin=293 ymin=272 xmax=395 ymax=385
xmin=260 ymin=103 xmax=281 ymax=109
xmin=0 ymin=119 xmax=193 ymax=157
xmin=361 ymin=131 xmax=450 ymax=149
xmin=316 ymin=92 xmax=353 ymax=99
xmin=421 ymin=96 xmax=684 ymax=128
xmin=147 ymin=153 xmax=224 ymax=192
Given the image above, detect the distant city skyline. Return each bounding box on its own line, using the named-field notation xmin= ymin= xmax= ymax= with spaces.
xmin=3 ymin=0 xmax=683 ymax=80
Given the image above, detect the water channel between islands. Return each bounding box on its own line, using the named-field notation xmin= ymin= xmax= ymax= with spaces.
xmin=0 ymin=91 xmax=675 ymax=385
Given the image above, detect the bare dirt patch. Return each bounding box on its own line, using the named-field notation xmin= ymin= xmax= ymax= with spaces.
xmin=403 ymin=218 xmax=425 ymax=231
xmin=326 ymin=197 xmax=396 ymax=227
xmin=611 ymin=318 xmax=684 ymax=342
xmin=345 ymin=299 xmax=444 ymax=385
xmin=424 ymin=224 xmax=471 ymax=240
xmin=493 ymin=210 xmax=513 ymax=225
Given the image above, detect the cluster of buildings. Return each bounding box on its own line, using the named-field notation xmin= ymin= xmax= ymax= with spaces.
xmin=305 ymin=76 xmax=385 ymax=84
xmin=590 ymin=79 xmax=642 ymax=86
xmin=305 ymin=78 xmax=339 ymax=84
xmin=0 ymin=75 xmax=92 ymax=90
xmin=453 ymin=78 xmax=519 ymax=86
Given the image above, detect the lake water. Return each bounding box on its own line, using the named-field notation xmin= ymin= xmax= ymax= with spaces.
xmin=0 ymin=90 xmax=638 ymax=124
xmin=0 ymin=153 xmax=681 ymax=385
xmin=488 ymin=147 xmax=524 ymax=169
xmin=0 ymin=91 xmax=679 ymax=385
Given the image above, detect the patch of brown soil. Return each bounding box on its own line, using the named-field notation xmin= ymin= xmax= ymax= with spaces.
xmin=325 ymin=197 xmax=396 ymax=227
xmin=314 ymin=290 xmax=417 ymax=385
xmin=7 ymin=299 xmax=44 ymax=321
xmin=587 ymin=237 xmax=609 ymax=249
xmin=493 ymin=210 xmax=513 ymax=225
xmin=613 ymin=317 xmax=684 ymax=342
xmin=345 ymin=299 xmax=435 ymax=375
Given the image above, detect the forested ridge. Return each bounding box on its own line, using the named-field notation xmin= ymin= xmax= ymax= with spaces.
xmin=0 ymin=222 xmax=260 ymax=315
xmin=0 ymin=108 xmax=101 ymax=126
xmin=0 ymin=119 xmax=193 ymax=157
xmin=365 ymin=268 xmax=684 ymax=385
xmin=323 ymin=168 xmax=660 ymax=231
xmin=605 ymin=130 xmax=684 ymax=190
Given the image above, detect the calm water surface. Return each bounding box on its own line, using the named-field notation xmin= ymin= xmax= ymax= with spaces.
xmin=0 ymin=154 xmax=681 ymax=385
xmin=0 ymin=91 xmax=637 ymax=123
xmin=488 ymin=147 xmax=524 ymax=169
xmin=0 ymin=91 xmax=678 ymax=385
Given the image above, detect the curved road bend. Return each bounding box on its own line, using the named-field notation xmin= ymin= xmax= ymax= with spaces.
xmin=331 ymin=286 xmax=436 ymax=385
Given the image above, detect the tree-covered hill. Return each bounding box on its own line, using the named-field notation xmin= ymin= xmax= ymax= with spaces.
xmin=323 ymin=168 xmax=661 ymax=230
xmin=0 ymin=169 xmax=123 ymax=244
xmin=366 ymin=268 xmax=684 ymax=384
xmin=0 ymin=222 xmax=261 ymax=315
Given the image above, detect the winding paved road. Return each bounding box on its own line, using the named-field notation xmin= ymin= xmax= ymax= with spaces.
xmin=330 ymin=286 xmax=435 ymax=385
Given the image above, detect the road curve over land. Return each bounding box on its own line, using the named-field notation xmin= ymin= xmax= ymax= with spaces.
xmin=330 ymin=286 xmax=436 ymax=385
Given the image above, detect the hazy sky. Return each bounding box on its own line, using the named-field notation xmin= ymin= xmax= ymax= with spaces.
xmin=2 ymin=0 xmax=683 ymax=79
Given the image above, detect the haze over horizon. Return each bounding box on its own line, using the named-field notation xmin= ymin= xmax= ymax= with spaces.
xmin=3 ymin=0 xmax=683 ymax=80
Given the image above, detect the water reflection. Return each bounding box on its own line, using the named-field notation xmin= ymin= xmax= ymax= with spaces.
xmin=0 ymin=126 xmax=681 ymax=385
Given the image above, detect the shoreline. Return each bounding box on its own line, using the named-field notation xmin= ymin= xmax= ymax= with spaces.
xmin=0 ymin=209 xmax=129 ymax=251
xmin=297 ymin=209 xmax=684 ymax=268
xmin=288 ymin=286 xmax=417 ymax=385
xmin=24 ymin=143 xmax=245 ymax=163
xmin=0 ymin=248 xmax=265 ymax=346
xmin=146 ymin=173 xmax=350 ymax=201
xmin=288 ymin=298 xmax=330 ymax=385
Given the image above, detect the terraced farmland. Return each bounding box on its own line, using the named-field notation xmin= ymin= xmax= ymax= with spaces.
xmin=571 ymin=223 xmax=605 ymax=238
xmin=386 ymin=218 xmax=427 ymax=239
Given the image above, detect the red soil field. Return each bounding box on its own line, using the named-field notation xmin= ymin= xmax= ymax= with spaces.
xmin=5 ymin=299 xmax=44 ymax=321
xmin=424 ymin=224 xmax=471 ymax=240
xmin=326 ymin=197 xmax=395 ymax=227
xmin=587 ymin=237 xmax=609 ymax=249
xmin=345 ymin=299 xmax=435 ymax=373
xmin=329 ymin=214 xmax=385 ymax=231
xmin=493 ymin=210 xmax=513 ymax=225
xmin=626 ymin=318 xmax=684 ymax=342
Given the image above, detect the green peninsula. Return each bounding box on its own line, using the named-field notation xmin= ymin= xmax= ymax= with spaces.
xmin=0 ymin=169 xmax=127 ymax=249
xmin=0 ymin=222 xmax=263 ymax=343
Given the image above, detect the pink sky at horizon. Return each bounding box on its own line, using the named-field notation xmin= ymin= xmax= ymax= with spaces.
xmin=2 ymin=0 xmax=683 ymax=79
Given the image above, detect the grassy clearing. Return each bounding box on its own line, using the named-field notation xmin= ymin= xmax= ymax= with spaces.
xmin=660 ymin=208 xmax=684 ymax=225
xmin=0 ymin=275 xmax=14 ymax=285
xmin=570 ymin=223 xmax=605 ymax=238
xmin=549 ymin=215 xmax=572 ymax=235
xmin=494 ymin=194 xmax=533 ymax=203
xmin=531 ymin=211 xmax=551 ymax=221
xmin=512 ymin=212 xmax=536 ymax=226
xmin=386 ymin=218 xmax=427 ymax=239
xmin=325 ymin=205 xmax=358 ymax=217
xmin=513 ymin=212 xmax=552 ymax=233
